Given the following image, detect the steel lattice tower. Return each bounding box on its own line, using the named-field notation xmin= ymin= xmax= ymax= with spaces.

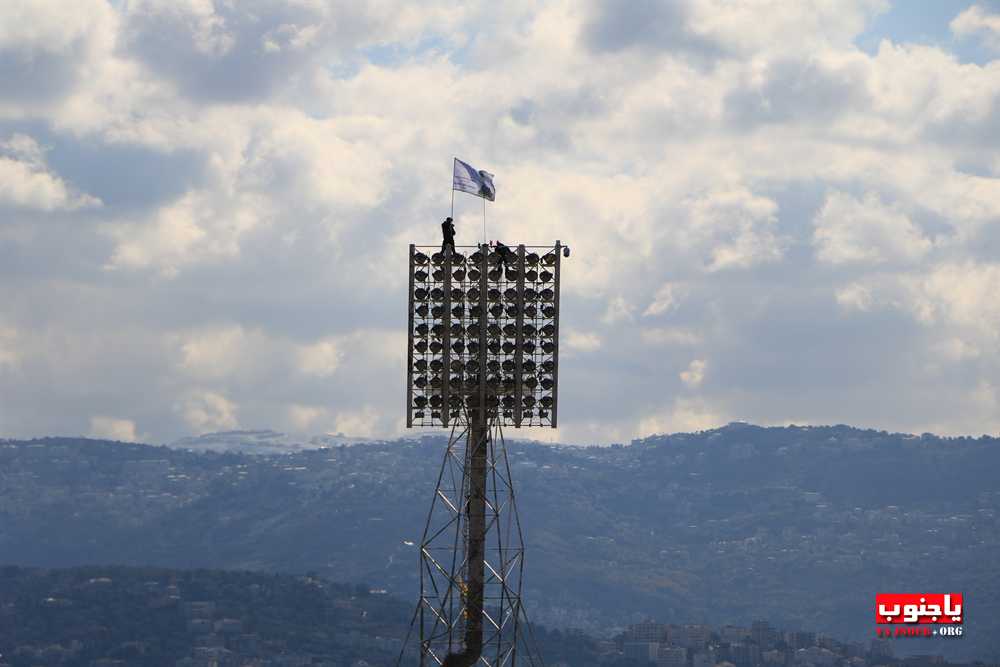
xmin=401 ymin=242 xmax=564 ymax=667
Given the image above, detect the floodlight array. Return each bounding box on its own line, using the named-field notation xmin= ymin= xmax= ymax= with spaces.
xmin=407 ymin=243 xmax=562 ymax=428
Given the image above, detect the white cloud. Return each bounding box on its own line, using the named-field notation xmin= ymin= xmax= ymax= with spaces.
xmin=88 ymin=416 xmax=138 ymax=442
xmin=638 ymin=397 xmax=727 ymax=437
xmin=951 ymin=5 xmax=1000 ymax=52
xmin=902 ymin=262 xmax=1000 ymax=337
xmin=126 ymin=0 xmax=235 ymax=57
xmin=106 ymin=190 xmax=266 ymax=277
xmin=0 ymin=134 xmax=100 ymax=210
xmin=680 ymin=359 xmax=707 ymax=387
xmin=565 ymin=331 xmax=602 ymax=353
xmin=582 ymin=0 xmax=888 ymax=60
xmin=287 ymin=404 xmax=328 ymax=431
xmin=0 ymin=0 xmax=117 ymax=109
xmin=601 ymin=296 xmax=635 ymax=324
xmin=3 ymin=1 xmax=1000 ymax=444
xmin=332 ymin=405 xmax=380 ymax=438
xmin=296 ymin=339 xmax=343 ymax=377
xmin=177 ymin=326 xmax=255 ymax=380
xmin=835 ymin=283 xmax=874 ymax=312
xmin=684 ymin=187 xmax=784 ymax=271
xmin=931 ymin=337 xmax=980 ymax=364
xmin=0 ymin=326 xmax=17 ymax=369
xmin=641 ymin=327 xmax=702 ymax=346
xmin=644 ymin=282 xmax=683 ymax=317
xmin=177 ymin=390 xmax=238 ymax=433
xmin=813 ymin=191 xmax=931 ymax=265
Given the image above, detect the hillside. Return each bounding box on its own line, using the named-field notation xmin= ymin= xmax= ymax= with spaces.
xmin=0 ymin=565 xmax=602 ymax=666
xmin=1 ymin=424 xmax=998 ymax=660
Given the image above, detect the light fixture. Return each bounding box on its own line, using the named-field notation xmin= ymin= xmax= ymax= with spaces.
xmin=407 ymin=242 xmax=565 ymax=428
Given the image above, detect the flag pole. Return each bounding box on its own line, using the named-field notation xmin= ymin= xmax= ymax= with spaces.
xmin=482 ymin=196 xmax=486 ymax=244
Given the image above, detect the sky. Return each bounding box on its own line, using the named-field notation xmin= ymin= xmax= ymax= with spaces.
xmin=2 ymin=0 xmax=1000 ymax=445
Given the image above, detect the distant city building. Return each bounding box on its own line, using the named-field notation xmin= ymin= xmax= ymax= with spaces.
xmin=752 ymin=620 xmax=777 ymax=649
xmin=846 ymin=642 xmax=866 ymax=659
xmin=187 ymin=618 xmax=212 ymax=635
xmin=183 ymin=601 xmax=216 ymax=619
xmin=795 ymin=646 xmax=837 ymax=667
xmin=122 ymin=459 xmax=170 ymax=485
xmin=817 ymin=635 xmax=842 ymax=652
xmin=721 ymin=625 xmax=751 ymax=644
xmin=762 ymin=649 xmax=785 ymax=665
xmin=214 ymin=618 xmax=243 ymax=635
xmin=625 ymin=641 xmax=661 ymax=663
xmin=659 ymin=645 xmax=688 ymax=667
xmin=629 ymin=621 xmax=668 ymax=642
xmin=786 ymin=631 xmax=816 ymax=650
xmin=674 ymin=623 xmax=712 ymax=649
xmin=730 ymin=641 xmax=762 ymax=667
xmin=692 ymin=648 xmax=717 ymax=667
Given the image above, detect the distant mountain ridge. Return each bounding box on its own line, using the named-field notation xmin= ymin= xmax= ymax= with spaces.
xmin=1 ymin=423 xmax=998 ymax=661
xmin=167 ymin=429 xmax=375 ymax=455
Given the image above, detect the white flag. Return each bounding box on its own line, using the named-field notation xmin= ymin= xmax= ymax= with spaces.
xmin=452 ymin=158 xmax=495 ymax=202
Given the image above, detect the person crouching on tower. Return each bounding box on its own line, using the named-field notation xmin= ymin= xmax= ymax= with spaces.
xmin=494 ymin=241 xmax=515 ymax=278
xmin=441 ymin=217 xmax=456 ymax=255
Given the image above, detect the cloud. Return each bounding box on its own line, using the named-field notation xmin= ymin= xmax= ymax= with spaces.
xmin=0 ymin=0 xmax=116 ymax=109
xmin=105 ymin=190 xmax=265 ymax=277
xmin=119 ymin=0 xmax=313 ymax=101
xmin=638 ymin=397 xmax=727 ymax=436
xmin=835 ymin=283 xmax=874 ymax=312
xmin=813 ymin=191 xmax=932 ymax=265
xmin=680 ymin=359 xmax=707 ymax=387
xmin=565 ymin=331 xmax=602 ymax=353
xmin=177 ymin=326 xmax=260 ymax=380
xmin=118 ymin=0 xmax=465 ymax=103
xmin=601 ymin=296 xmax=635 ymax=324
xmin=931 ymin=337 xmax=980 ymax=364
xmin=582 ymin=0 xmax=725 ymax=60
xmin=640 ymin=327 xmax=702 ymax=346
xmin=88 ymin=416 xmax=138 ymax=442
xmin=296 ymin=339 xmax=343 ymax=377
xmin=0 ymin=326 xmax=18 ymax=369
xmin=0 ymin=134 xmax=101 ymax=210
xmin=902 ymin=262 xmax=1000 ymax=337
xmin=951 ymin=4 xmax=1000 ymax=52
xmin=2 ymin=1 xmax=999 ymax=444
xmin=581 ymin=0 xmax=888 ymax=61
xmin=332 ymin=405 xmax=380 ymax=438
xmin=724 ymin=55 xmax=871 ymax=127
xmin=680 ymin=187 xmax=784 ymax=271
xmin=177 ymin=390 xmax=239 ymax=433
xmin=287 ymin=404 xmax=328 ymax=432
xmin=643 ymin=282 xmax=683 ymax=317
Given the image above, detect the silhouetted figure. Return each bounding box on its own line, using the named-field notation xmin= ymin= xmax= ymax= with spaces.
xmin=494 ymin=241 xmax=514 ymax=269
xmin=441 ymin=217 xmax=456 ymax=255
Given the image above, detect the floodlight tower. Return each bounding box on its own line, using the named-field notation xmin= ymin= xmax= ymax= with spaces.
xmin=403 ymin=242 xmax=565 ymax=667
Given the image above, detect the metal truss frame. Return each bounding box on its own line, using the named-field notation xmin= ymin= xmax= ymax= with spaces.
xmin=398 ymin=409 xmax=544 ymax=667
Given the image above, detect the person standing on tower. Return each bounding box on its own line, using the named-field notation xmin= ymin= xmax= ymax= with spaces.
xmin=494 ymin=241 xmax=514 ymax=274
xmin=441 ymin=216 xmax=456 ymax=255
